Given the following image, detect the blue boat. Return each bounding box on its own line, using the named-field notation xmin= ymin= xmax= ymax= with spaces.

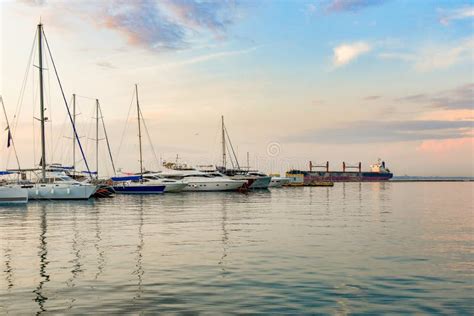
xmin=113 ymin=183 xmax=165 ymax=194
xmin=111 ymin=175 xmax=165 ymax=194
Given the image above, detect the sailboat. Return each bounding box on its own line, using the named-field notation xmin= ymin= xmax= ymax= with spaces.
xmin=216 ymin=116 xmax=272 ymax=189
xmin=112 ymin=84 xmax=166 ymax=194
xmin=14 ymin=23 xmax=96 ymax=200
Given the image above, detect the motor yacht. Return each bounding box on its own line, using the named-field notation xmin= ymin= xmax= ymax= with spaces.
xmin=141 ymin=173 xmax=187 ymax=193
xmin=162 ymin=165 xmax=246 ymax=192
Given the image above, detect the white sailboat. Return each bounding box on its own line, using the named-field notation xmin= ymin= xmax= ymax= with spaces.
xmin=15 ymin=23 xmax=97 ymax=200
xmin=111 ymin=85 xmax=165 ymax=194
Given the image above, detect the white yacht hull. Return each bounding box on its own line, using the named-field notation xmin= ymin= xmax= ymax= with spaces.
xmin=0 ymin=186 xmax=28 ymax=204
xmin=183 ymin=180 xmax=245 ymax=192
xmin=269 ymin=177 xmax=291 ymax=188
xmin=249 ymin=176 xmax=272 ymax=189
xmin=163 ymin=182 xmax=188 ymax=193
xmin=22 ymin=183 xmax=97 ymax=200
xmin=231 ymin=175 xmax=272 ymax=189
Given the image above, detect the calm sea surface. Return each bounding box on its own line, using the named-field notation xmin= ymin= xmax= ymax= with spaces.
xmin=1 ymin=182 xmax=473 ymax=314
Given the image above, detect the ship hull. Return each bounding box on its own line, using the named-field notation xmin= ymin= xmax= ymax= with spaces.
xmin=288 ymin=171 xmax=393 ymax=184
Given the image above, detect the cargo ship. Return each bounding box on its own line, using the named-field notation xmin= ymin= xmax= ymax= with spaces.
xmin=286 ymin=159 xmax=393 ymax=185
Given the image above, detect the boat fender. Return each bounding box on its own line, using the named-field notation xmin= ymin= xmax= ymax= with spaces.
xmin=51 ymin=188 xmax=54 ymax=194
xmin=67 ymin=188 xmax=70 ymax=194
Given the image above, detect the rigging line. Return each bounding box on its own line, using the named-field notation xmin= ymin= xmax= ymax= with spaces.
xmin=0 ymin=97 xmax=21 ymax=170
xmin=7 ymin=29 xmax=37 ymax=167
xmin=83 ymin=102 xmax=95 ymax=163
xmin=12 ymin=28 xmax=37 ymax=131
xmin=98 ymin=101 xmax=116 ymax=175
xmin=44 ymin=46 xmax=55 ymax=161
xmin=75 ymin=94 xmax=97 ymax=101
xmin=139 ymin=107 xmax=160 ymax=171
xmin=51 ymin=96 xmax=72 ymax=162
xmin=226 ymin=145 xmax=235 ymax=169
xmin=224 ymin=126 xmax=240 ymax=169
xmin=42 ymin=29 xmax=93 ymax=179
xmin=32 ymin=60 xmax=39 ymax=167
xmin=116 ymin=87 xmax=135 ymax=163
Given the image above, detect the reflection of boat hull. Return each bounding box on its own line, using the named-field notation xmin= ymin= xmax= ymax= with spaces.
xmin=113 ymin=184 xmax=165 ymax=194
xmin=22 ymin=184 xmax=97 ymax=200
xmin=287 ymin=171 xmax=393 ymax=183
xmin=0 ymin=186 xmax=28 ymax=204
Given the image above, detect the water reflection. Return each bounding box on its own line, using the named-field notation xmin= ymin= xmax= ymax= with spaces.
xmin=3 ymin=246 xmax=13 ymax=290
xmin=218 ymin=197 xmax=228 ymax=275
xmin=133 ymin=197 xmax=144 ymax=301
xmin=94 ymin=207 xmax=105 ymax=280
xmin=33 ymin=205 xmax=50 ymax=315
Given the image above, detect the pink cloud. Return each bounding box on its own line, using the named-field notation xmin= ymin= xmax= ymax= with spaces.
xmin=417 ymin=137 xmax=473 ymax=154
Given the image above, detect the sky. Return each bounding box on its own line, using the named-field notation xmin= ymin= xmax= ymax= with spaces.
xmin=0 ymin=0 xmax=473 ymax=177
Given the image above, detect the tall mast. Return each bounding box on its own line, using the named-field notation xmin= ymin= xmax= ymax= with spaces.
xmin=136 ymin=84 xmax=143 ymax=182
xmin=38 ymin=23 xmax=46 ymax=181
xmin=72 ymin=93 xmax=76 ymax=173
xmin=221 ymin=115 xmax=226 ymax=169
xmin=95 ymin=99 xmax=99 ymax=179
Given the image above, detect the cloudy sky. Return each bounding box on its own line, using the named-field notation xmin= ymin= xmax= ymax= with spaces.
xmin=0 ymin=0 xmax=473 ymax=177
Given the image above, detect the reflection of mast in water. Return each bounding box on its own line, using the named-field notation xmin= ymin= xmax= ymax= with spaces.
xmin=218 ymin=197 xmax=228 ymax=275
xmin=94 ymin=207 xmax=105 ymax=280
xmin=66 ymin=207 xmax=83 ymax=310
xmin=33 ymin=205 xmax=50 ymax=314
xmin=342 ymin=182 xmax=347 ymax=212
xmin=4 ymin=246 xmax=14 ymax=290
xmin=133 ymin=197 xmax=144 ymax=300
xmin=67 ymin=208 xmax=82 ymax=289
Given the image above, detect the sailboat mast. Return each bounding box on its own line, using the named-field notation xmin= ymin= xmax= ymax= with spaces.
xmin=72 ymin=93 xmax=76 ymax=173
xmin=96 ymin=99 xmax=99 ymax=179
xmin=136 ymin=84 xmax=143 ymax=182
xmin=221 ymin=115 xmax=226 ymax=169
xmin=38 ymin=23 xmax=46 ymax=182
